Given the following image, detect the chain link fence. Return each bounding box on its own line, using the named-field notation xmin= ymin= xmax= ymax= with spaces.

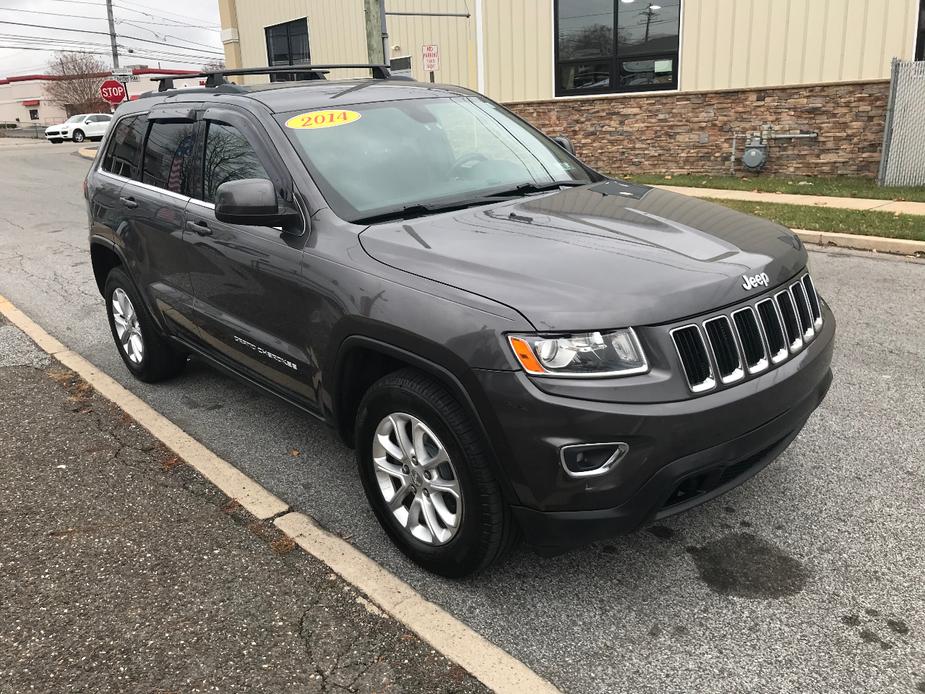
xmin=878 ymin=59 xmax=925 ymax=187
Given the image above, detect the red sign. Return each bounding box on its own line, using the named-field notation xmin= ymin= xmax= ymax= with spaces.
xmin=422 ymin=44 xmax=439 ymax=72
xmin=99 ymin=79 xmax=127 ymax=104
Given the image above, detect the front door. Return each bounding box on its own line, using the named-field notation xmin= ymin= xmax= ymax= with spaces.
xmin=183 ymin=109 xmax=318 ymax=409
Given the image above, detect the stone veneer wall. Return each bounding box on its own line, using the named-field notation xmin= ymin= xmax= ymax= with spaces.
xmin=507 ymin=80 xmax=890 ymax=178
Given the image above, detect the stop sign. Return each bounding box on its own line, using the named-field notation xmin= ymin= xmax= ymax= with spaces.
xmin=99 ymin=79 xmax=127 ymax=105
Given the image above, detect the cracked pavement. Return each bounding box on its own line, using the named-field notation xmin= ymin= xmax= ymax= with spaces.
xmin=0 ymin=313 xmax=486 ymax=693
xmin=1 ymin=133 xmax=924 ymax=694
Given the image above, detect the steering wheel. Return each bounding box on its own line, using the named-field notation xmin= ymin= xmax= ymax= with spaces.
xmin=449 ymin=152 xmax=489 ymax=179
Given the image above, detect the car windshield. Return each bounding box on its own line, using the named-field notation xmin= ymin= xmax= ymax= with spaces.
xmin=66 ymin=115 xmax=85 ymax=123
xmin=278 ymin=96 xmax=597 ymax=222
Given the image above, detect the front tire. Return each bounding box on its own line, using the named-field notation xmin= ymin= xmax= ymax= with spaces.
xmin=49 ymin=139 xmax=62 ymax=144
xmin=72 ymin=129 xmax=85 ymax=143
xmin=104 ymin=267 xmax=186 ymax=382
xmin=355 ymin=369 xmax=517 ymax=577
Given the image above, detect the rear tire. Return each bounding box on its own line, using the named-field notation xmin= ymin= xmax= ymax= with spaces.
xmin=104 ymin=267 xmax=187 ymax=383
xmin=72 ymin=129 xmax=85 ymax=143
xmin=355 ymin=368 xmax=517 ymax=577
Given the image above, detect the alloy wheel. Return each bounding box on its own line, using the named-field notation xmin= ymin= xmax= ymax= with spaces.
xmin=372 ymin=412 xmax=463 ymax=545
xmin=111 ymin=288 xmax=144 ymax=365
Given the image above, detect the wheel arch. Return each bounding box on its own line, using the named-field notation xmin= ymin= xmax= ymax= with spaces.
xmin=331 ymin=334 xmax=521 ymax=506
xmin=90 ymin=238 xmax=126 ymax=295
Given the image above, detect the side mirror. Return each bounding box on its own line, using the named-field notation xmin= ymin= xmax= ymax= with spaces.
xmin=551 ymin=135 xmax=576 ymax=156
xmin=214 ymin=178 xmax=301 ymax=230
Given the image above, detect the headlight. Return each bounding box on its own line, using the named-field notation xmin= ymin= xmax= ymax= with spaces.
xmin=507 ymin=328 xmax=648 ymax=377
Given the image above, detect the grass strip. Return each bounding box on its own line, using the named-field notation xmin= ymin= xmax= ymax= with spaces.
xmin=705 ymin=198 xmax=925 ymax=242
xmin=620 ymin=174 xmax=925 ymax=203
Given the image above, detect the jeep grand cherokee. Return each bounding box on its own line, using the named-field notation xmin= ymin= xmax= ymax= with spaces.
xmin=85 ymin=65 xmax=835 ymax=577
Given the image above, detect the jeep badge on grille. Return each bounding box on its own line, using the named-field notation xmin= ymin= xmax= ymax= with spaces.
xmin=742 ymin=272 xmax=770 ymax=290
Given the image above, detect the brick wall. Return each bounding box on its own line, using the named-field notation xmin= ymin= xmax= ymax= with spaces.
xmin=507 ymin=81 xmax=890 ymax=178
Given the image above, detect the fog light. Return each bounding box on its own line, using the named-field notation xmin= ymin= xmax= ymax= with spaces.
xmin=560 ymin=442 xmax=629 ymax=478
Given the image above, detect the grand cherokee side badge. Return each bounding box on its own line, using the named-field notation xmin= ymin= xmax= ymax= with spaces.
xmin=742 ymin=272 xmax=770 ymax=290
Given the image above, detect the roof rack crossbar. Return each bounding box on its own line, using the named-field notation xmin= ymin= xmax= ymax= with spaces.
xmin=151 ymin=63 xmax=391 ymax=91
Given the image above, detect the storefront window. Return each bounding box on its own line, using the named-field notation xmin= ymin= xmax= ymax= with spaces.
xmin=265 ymin=18 xmax=310 ymax=81
xmin=555 ymin=0 xmax=681 ymax=95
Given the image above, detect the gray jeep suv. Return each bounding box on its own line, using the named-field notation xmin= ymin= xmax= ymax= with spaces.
xmin=85 ymin=65 xmax=835 ymax=577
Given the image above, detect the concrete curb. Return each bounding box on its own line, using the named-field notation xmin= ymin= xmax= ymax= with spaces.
xmin=0 ymin=293 xmax=560 ymax=694
xmin=77 ymin=147 xmax=97 ymax=160
xmin=654 ymin=184 xmax=925 ymax=216
xmin=794 ymin=229 xmax=925 ymax=257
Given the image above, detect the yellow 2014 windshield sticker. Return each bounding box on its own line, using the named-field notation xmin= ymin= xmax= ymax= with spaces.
xmin=285 ymin=110 xmax=361 ymax=130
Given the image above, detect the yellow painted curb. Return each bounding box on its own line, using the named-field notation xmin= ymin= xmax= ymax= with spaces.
xmin=794 ymin=229 xmax=925 ymax=257
xmin=0 ymin=293 xmax=560 ymax=694
xmin=78 ymin=147 xmax=97 ymax=160
xmin=276 ymin=512 xmax=560 ymax=694
xmin=0 ymin=294 xmax=287 ymax=520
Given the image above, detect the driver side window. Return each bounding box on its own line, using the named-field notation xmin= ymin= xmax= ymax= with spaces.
xmin=201 ymin=121 xmax=271 ymax=204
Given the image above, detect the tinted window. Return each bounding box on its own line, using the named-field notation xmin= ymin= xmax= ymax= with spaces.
xmin=201 ymin=122 xmax=270 ymax=203
xmin=141 ymin=120 xmax=197 ymax=194
xmin=265 ymin=18 xmax=310 ymax=82
xmin=555 ymin=0 xmax=680 ymax=95
xmin=101 ymin=115 xmax=147 ymax=179
xmin=281 ymin=97 xmax=594 ymax=221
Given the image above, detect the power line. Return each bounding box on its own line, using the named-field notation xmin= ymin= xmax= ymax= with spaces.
xmin=0 ymin=20 xmax=223 ymax=56
xmin=0 ymin=43 xmax=207 ymax=66
xmin=110 ymin=1 xmax=219 ymax=28
xmin=0 ymin=7 xmax=107 ymax=22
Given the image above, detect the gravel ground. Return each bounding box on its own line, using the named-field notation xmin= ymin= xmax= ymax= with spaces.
xmin=0 ymin=141 xmax=923 ymax=694
xmin=0 ymin=322 xmax=486 ymax=693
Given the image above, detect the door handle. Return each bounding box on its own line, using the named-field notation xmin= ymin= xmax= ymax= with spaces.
xmin=186 ymin=220 xmax=213 ymax=236
xmin=119 ymin=196 xmax=138 ymax=209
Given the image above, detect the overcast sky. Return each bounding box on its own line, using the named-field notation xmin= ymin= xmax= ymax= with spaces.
xmin=0 ymin=0 xmax=222 ymax=77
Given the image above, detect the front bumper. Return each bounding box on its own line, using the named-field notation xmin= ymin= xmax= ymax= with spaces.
xmin=473 ymin=304 xmax=835 ymax=550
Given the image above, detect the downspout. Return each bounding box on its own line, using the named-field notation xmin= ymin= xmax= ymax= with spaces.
xmin=475 ymin=0 xmax=485 ymax=93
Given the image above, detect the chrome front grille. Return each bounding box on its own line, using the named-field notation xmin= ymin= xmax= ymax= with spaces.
xmin=672 ymin=272 xmax=823 ymax=393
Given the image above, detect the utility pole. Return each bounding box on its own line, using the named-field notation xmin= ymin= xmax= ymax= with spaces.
xmin=363 ymin=0 xmax=387 ymax=66
xmin=106 ymin=0 xmax=119 ymax=69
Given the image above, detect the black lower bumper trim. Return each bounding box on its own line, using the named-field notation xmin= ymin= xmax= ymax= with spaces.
xmin=513 ymin=368 xmax=832 ymax=553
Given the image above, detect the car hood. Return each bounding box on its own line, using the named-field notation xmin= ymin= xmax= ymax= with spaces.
xmin=358 ymin=180 xmax=808 ymax=330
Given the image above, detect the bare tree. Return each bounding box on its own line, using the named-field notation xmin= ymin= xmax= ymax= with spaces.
xmin=201 ymin=59 xmax=226 ymax=72
xmin=44 ymin=52 xmax=110 ymax=116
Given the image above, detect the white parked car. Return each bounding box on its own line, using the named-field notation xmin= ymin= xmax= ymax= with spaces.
xmin=45 ymin=113 xmax=112 ymax=144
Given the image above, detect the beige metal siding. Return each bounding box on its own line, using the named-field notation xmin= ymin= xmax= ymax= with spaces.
xmin=233 ymin=0 xmax=368 ymax=83
xmin=481 ymin=0 xmax=554 ymax=101
xmin=227 ymin=0 xmax=478 ymax=86
xmin=385 ymin=0 xmax=477 ymax=88
xmin=680 ymin=0 xmax=918 ymax=91
xmin=221 ymin=0 xmax=919 ymax=99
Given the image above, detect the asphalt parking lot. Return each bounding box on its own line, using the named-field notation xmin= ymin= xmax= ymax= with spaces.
xmin=1 ymin=144 xmax=923 ymax=693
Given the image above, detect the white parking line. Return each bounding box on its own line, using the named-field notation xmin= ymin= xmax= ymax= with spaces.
xmin=0 ymin=293 xmax=560 ymax=694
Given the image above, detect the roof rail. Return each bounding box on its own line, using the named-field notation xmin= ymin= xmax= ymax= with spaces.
xmin=151 ymin=64 xmax=392 ymax=91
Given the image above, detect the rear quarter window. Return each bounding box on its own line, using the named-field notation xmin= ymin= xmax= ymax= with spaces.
xmin=100 ymin=115 xmax=148 ymax=180
xmin=141 ymin=120 xmax=197 ymax=194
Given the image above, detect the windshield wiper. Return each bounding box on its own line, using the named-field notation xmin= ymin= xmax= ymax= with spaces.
xmin=352 ymin=201 xmax=484 ymax=225
xmin=489 ymin=180 xmax=586 ymax=197
xmin=351 ymin=182 xmax=587 ymax=225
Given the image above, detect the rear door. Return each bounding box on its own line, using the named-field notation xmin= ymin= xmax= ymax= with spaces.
xmin=114 ymin=109 xmax=201 ymax=341
xmin=183 ymin=107 xmax=317 ymax=406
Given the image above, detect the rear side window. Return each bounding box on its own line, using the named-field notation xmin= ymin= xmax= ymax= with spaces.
xmin=201 ymin=121 xmax=270 ymax=203
xmin=142 ymin=120 xmax=197 ymax=194
xmin=100 ymin=115 xmax=147 ymax=179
